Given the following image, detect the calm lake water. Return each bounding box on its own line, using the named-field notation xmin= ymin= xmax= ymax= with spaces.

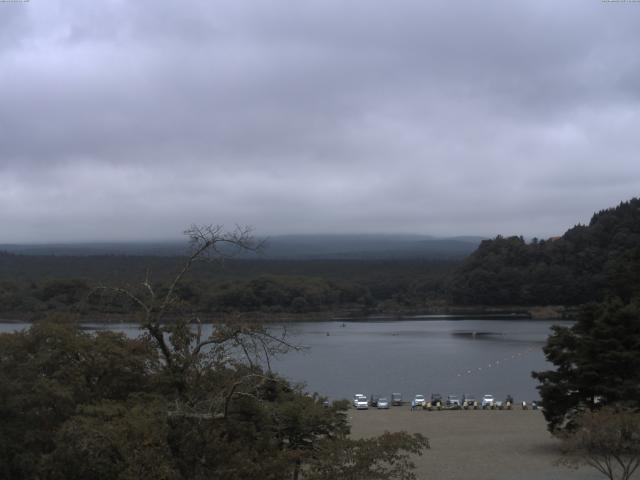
xmin=0 ymin=319 xmax=568 ymax=402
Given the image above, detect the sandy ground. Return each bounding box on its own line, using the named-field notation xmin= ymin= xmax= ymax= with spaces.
xmin=348 ymin=408 xmax=605 ymax=480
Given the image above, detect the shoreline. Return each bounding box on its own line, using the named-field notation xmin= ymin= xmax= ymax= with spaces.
xmin=0 ymin=304 xmax=574 ymax=324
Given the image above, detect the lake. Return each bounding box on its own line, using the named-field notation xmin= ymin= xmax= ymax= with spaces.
xmin=0 ymin=318 xmax=567 ymax=402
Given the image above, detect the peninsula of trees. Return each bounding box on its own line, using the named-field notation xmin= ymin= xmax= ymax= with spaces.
xmin=450 ymin=198 xmax=640 ymax=306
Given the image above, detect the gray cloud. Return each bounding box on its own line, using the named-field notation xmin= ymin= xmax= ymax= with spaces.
xmin=1 ymin=0 xmax=639 ymax=242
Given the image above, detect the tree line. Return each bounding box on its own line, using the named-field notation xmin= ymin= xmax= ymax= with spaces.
xmin=0 ymin=257 xmax=454 ymax=319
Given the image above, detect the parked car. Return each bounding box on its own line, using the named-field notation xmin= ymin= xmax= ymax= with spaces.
xmin=353 ymin=394 xmax=369 ymax=409
xmin=430 ymin=393 xmax=443 ymax=406
xmin=462 ymin=394 xmax=478 ymax=409
xmin=481 ymin=394 xmax=495 ymax=409
xmin=413 ymin=394 xmax=426 ymax=407
xmin=391 ymin=392 xmax=403 ymax=406
xmin=446 ymin=394 xmax=461 ymax=409
xmin=377 ymin=397 xmax=390 ymax=409
xmin=370 ymin=394 xmax=380 ymax=407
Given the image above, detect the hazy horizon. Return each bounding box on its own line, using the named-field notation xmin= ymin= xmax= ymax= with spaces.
xmin=0 ymin=232 xmax=546 ymax=247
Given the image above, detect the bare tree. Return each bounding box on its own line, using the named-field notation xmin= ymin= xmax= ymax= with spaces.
xmin=559 ymin=406 xmax=640 ymax=480
xmin=98 ymin=224 xmax=300 ymax=416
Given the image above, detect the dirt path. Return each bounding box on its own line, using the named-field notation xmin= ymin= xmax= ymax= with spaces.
xmin=348 ymin=408 xmax=604 ymax=480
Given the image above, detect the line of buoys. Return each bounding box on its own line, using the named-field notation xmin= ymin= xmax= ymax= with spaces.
xmin=452 ymin=346 xmax=538 ymax=379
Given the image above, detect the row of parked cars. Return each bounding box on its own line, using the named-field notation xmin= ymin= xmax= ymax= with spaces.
xmin=414 ymin=393 xmax=512 ymax=409
xmin=352 ymin=393 xmax=400 ymax=409
xmin=353 ymin=393 xmax=535 ymax=410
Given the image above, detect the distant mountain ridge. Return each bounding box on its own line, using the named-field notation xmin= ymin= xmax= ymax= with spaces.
xmin=0 ymin=234 xmax=484 ymax=260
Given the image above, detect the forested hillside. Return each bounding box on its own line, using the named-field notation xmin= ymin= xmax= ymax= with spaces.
xmin=450 ymin=198 xmax=640 ymax=305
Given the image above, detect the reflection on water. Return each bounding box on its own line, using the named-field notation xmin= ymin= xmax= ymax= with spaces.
xmin=0 ymin=319 xmax=568 ymax=402
xmin=450 ymin=331 xmax=504 ymax=338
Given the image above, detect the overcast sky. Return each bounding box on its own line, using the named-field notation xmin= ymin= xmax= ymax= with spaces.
xmin=1 ymin=0 xmax=639 ymax=242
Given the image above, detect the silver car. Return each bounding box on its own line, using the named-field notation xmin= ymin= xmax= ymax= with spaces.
xmin=353 ymin=394 xmax=369 ymax=409
xmin=377 ymin=397 xmax=390 ymax=409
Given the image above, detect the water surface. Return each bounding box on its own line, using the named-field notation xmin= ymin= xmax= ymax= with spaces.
xmin=0 ymin=319 xmax=566 ymax=402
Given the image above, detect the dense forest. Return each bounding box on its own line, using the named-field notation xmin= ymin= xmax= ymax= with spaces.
xmin=449 ymin=198 xmax=640 ymax=306
xmin=0 ymin=255 xmax=455 ymax=319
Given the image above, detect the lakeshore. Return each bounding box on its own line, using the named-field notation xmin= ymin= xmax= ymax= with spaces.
xmin=0 ymin=304 xmax=572 ymax=324
xmin=349 ymin=408 xmax=600 ymax=480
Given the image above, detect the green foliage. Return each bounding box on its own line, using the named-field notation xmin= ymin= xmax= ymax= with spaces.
xmin=0 ymin=321 xmax=428 ymax=480
xmin=0 ymin=323 xmax=158 ymax=479
xmin=44 ymin=398 xmax=180 ymax=480
xmin=532 ymin=297 xmax=640 ymax=433
xmin=450 ymin=198 xmax=640 ymax=306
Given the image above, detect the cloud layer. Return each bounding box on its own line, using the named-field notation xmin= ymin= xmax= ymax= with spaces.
xmin=1 ymin=0 xmax=639 ymax=242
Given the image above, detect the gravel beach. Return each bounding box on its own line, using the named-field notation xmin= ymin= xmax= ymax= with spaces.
xmin=348 ymin=408 xmax=604 ymax=480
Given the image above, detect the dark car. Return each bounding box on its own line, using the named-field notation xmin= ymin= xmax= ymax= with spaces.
xmin=391 ymin=392 xmax=403 ymax=406
xmin=370 ymin=394 xmax=380 ymax=407
xmin=430 ymin=393 xmax=443 ymax=407
xmin=446 ymin=394 xmax=461 ymax=409
xmin=504 ymin=395 xmax=514 ymax=409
